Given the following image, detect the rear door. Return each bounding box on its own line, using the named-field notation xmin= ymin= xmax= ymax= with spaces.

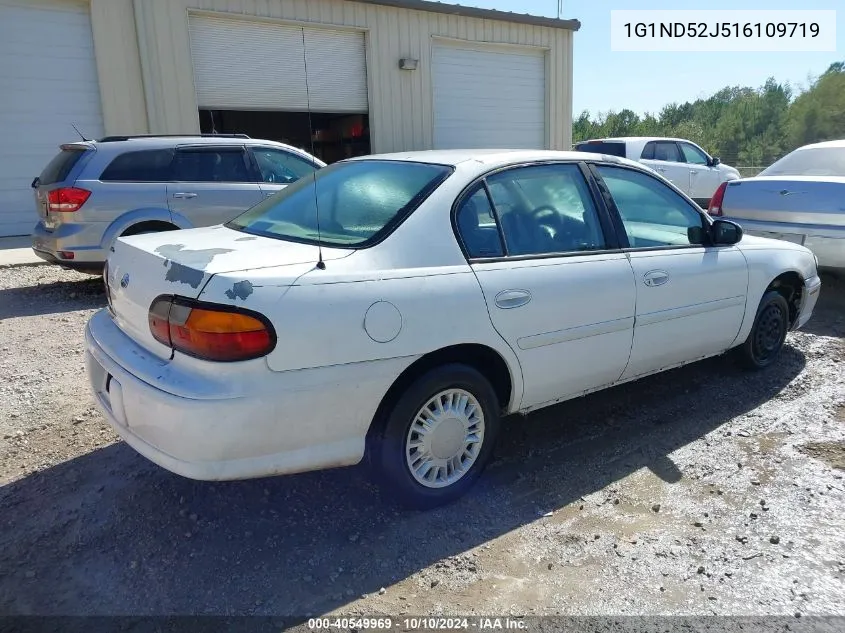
xmin=166 ymin=145 xmax=263 ymax=226
xmin=640 ymin=141 xmax=691 ymax=194
xmin=249 ymin=146 xmax=320 ymax=199
xmin=592 ymin=164 xmax=747 ymax=380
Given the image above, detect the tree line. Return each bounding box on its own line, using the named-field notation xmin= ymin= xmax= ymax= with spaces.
xmin=573 ymin=61 xmax=845 ymax=173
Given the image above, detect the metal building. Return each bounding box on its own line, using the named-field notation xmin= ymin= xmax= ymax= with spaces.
xmin=0 ymin=0 xmax=579 ymax=236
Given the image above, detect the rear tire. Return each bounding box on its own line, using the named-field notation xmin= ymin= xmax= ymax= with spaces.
xmin=734 ymin=290 xmax=790 ymax=370
xmin=372 ymin=364 xmax=500 ymax=509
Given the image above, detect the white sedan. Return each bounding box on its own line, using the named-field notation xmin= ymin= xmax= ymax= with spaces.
xmin=86 ymin=149 xmax=821 ymax=508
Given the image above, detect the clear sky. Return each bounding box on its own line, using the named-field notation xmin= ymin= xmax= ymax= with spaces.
xmin=458 ymin=0 xmax=844 ymax=116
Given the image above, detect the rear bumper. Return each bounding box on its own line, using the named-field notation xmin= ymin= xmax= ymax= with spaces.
xmin=32 ymin=220 xmax=108 ymax=269
xmin=84 ymin=309 xmax=408 ymax=481
xmin=725 ymin=217 xmax=845 ymax=270
xmin=795 ymin=275 xmax=821 ymax=331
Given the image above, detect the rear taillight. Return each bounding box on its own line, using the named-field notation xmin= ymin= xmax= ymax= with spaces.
xmin=708 ymin=182 xmax=728 ymax=216
xmin=47 ymin=187 xmax=90 ymax=212
xmin=148 ymin=296 xmax=276 ymax=362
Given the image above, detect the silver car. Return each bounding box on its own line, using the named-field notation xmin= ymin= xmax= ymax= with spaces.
xmin=708 ymin=139 xmax=845 ymax=271
xmin=31 ymin=134 xmax=324 ymax=273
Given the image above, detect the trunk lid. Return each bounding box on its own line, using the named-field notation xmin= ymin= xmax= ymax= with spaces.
xmin=722 ymin=176 xmax=845 ymax=227
xmin=105 ymin=225 xmax=351 ymax=359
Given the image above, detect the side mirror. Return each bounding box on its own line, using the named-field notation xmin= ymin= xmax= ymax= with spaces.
xmin=30 ymin=176 xmax=40 ymax=189
xmin=710 ymin=156 xmax=721 ymax=166
xmin=711 ymin=219 xmax=743 ymax=245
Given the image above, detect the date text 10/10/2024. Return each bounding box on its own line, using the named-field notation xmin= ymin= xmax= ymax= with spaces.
xmin=307 ymin=617 xmax=527 ymax=630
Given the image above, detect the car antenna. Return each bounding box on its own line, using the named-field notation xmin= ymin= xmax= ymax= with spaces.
xmin=301 ymin=28 xmax=325 ymax=270
xmin=71 ymin=123 xmax=90 ymax=142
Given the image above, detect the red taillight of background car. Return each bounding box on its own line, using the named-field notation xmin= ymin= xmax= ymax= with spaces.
xmin=148 ymin=296 xmax=276 ymax=362
xmin=47 ymin=187 xmax=91 ymax=212
xmin=708 ymin=182 xmax=728 ymax=217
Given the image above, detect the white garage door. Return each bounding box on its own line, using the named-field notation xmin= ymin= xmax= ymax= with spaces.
xmin=0 ymin=0 xmax=104 ymax=237
xmin=188 ymin=15 xmax=368 ymax=113
xmin=432 ymin=43 xmax=546 ymax=150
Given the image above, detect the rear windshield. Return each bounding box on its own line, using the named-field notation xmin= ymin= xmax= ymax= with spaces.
xmin=39 ymin=148 xmax=87 ymax=185
xmin=574 ymin=141 xmax=627 ymax=158
xmin=226 ymin=160 xmax=453 ymax=247
xmin=760 ymin=147 xmax=845 ymax=177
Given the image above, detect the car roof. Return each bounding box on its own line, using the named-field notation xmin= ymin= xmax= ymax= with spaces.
xmin=798 ymin=139 xmax=845 ymax=150
xmin=71 ymin=135 xmax=322 ymax=161
xmin=346 ymin=148 xmax=646 ymax=171
xmin=581 ymin=136 xmax=691 ymax=144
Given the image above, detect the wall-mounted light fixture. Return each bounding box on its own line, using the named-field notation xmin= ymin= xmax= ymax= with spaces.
xmin=398 ymin=58 xmax=418 ymax=70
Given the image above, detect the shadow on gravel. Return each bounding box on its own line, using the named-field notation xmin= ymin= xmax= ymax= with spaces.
xmin=0 ymin=344 xmax=806 ymax=616
xmin=0 ymin=277 xmax=105 ymax=319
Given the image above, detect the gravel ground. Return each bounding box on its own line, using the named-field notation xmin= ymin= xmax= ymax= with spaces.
xmin=0 ymin=265 xmax=844 ymax=618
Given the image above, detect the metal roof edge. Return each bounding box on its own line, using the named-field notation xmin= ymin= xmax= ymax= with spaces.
xmin=351 ymin=0 xmax=581 ymax=31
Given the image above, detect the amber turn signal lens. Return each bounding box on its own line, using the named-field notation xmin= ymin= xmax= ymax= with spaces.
xmin=148 ymin=296 xmax=276 ymax=362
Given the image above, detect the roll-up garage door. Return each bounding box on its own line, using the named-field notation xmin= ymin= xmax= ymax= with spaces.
xmin=0 ymin=0 xmax=104 ymax=237
xmin=188 ymin=14 xmax=368 ymax=113
xmin=432 ymin=42 xmax=546 ymax=150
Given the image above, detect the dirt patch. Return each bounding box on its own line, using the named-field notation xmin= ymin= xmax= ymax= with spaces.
xmin=798 ymin=442 xmax=845 ymax=470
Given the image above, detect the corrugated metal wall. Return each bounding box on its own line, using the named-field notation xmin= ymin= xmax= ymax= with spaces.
xmin=91 ymin=0 xmax=574 ymax=152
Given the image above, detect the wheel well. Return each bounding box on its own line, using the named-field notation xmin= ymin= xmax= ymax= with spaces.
xmin=120 ymin=220 xmax=179 ymax=237
xmin=366 ymin=344 xmax=514 ymax=442
xmin=767 ymin=272 xmax=803 ymax=326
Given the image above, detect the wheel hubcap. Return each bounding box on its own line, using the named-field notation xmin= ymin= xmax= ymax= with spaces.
xmin=405 ymin=389 xmax=485 ymax=489
xmin=754 ymin=303 xmax=786 ymax=360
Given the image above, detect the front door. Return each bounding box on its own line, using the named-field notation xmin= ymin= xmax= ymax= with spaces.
xmin=592 ymin=164 xmax=748 ymax=380
xmin=679 ymin=141 xmax=722 ymax=204
xmin=167 ymin=145 xmax=263 ymax=227
xmin=455 ymin=163 xmax=636 ymax=409
xmin=640 ymin=140 xmax=691 ymax=195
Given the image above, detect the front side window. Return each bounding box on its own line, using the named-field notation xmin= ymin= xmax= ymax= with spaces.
xmin=596 ymin=165 xmax=705 ymax=248
xmin=760 ymin=147 xmax=845 ymax=177
xmin=227 ymin=160 xmax=452 ymax=247
xmin=100 ymin=149 xmax=174 ymax=182
xmin=643 ymin=141 xmax=683 ymax=163
xmin=171 ymin=148 xmax=254 ymax=183
xmin=252 ymin=147 xmax=318 ymax=184
xmin=679 ymin=143 xmax=709 ymax=165
xmin=483 ymin=163 xmax=606 ymax=256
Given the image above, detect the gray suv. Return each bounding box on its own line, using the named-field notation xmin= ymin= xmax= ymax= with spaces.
xmin=31 ymin=134 xmax=324 ymax=273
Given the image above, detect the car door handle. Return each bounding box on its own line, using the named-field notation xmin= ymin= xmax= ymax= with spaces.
xmin=655 ymin=167 xmax=667 ymax=173
xmin=643 ymin=270 xmax=670 ymax=287
xmin=494 ymin=289 xmax=531 ymax=309
xmin=172 ymin=192 xmax=197 ymax=199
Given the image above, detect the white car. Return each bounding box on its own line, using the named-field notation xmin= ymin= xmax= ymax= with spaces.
xmin=708 ymin=139 xmax=845 ymax=271
xmin=575 ymin=137 xmax=741 ymax=207
xmin=86 ymin=149 xmax=821 ymax=508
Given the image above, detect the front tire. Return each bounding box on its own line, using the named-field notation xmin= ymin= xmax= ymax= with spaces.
xmin=373 ymin=364 xmax=501 ymax=509
xmin=734 ymin=290 xmax=790 ymax=370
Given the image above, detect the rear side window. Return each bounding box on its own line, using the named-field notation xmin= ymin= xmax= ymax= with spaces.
xmin=171 ymin=148 xmax=254 ymax=183
xmin=100 ymin=149 xmax=174 ymax=182
xmin=39 ymin=149 xmax=87 ymax=185
xmin=574 ymin=141 xmax=626 ymax=158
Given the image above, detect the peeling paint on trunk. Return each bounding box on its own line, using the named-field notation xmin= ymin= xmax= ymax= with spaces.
xmin=224 ymin=280 xmax=255 ymax=301
xmin=155 ymin=244 xmax=234 ymax=289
